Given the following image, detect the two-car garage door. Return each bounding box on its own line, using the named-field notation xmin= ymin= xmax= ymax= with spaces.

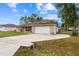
xmin=34 ymin=26 xmax=50 ymax=34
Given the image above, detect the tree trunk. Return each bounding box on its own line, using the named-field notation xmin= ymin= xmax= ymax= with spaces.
xmin=77 ymin=23 xmax=79 ymax=36
xmin=74 ymin=19 xmax=79 ymax=36
xmin=64 ymin=25 xmax=69 ymax=31
xmin=72 ymin=24 xmax=77 ymax=36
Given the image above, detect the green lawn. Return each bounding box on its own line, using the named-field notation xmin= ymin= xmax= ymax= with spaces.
xmin=61 ymin=31 xmax=72 ymax=35
xmin=14 ymin=31 xmax=79 ymax=56
xmin=0 ymin=31 xmax=30 ymax=38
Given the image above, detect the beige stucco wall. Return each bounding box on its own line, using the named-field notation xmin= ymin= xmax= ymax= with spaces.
xmin=50 ymin=26 xmax=56 ymax=35
xmin=2 ymin=27 xmax=21 ymax=32
xmin=16 ymin=28 xmax=22 ymax=32
xmin=4 ymin=27 xmax=17 ymax=31
xmin=32 ymin=26 xmax=35 ymax=33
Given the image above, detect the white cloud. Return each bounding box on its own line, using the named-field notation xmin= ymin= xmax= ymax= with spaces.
xmin=43 ymin=14 xmax=58 ymax=20
xmin=40 ymin=11 xmax=47 ymax=14
xmin=24 ymin=9 xmax=27 ymax=13
xmin=44 ymin=3 xmax=57 ymax=11
xmin=12 ymin=8 xmax=18 ymax=12
xmin=7 ymin=3 xmax=18 ymax=8
xmin=36 ymin=3 xmax=43 ymax=11
xmin=36 ymin=3 xmax=57 ymax=12
xmin=6 ymin=3 xmax=18 ymax=13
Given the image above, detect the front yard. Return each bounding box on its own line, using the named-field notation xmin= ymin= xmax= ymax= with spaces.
xmin=14 ymin=36 xmax=79 ymax=56
xmin=14 ymin=31 xmax=79 ymax=56
xmin=0 ymin=31 xmax=30 ymax=38
xmin=1 ymin=31 xmax=79 ymax=56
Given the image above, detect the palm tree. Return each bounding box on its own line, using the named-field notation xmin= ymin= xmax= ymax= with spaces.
xmin=30 ymin=13 xmax=43 ymax=22
xmin=20 ymin=16 xmax=25 ymax=25
xmin=20 ymin=16 xmax=29 ymax=25
xmin=30 ymin=13 xmax=37 ymax=22
xmin=20 ymin=13 xmax=43 ymax=25
xmin=36 ymin=16 xmax=43 ymax=21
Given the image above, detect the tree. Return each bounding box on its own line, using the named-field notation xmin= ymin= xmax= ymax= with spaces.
xmin=20 ymin=15 xmax=31 ymax=25
xmin=55 ymin=3 xmax=79 ymax=35
xmin=36 ymin=16 xmax=43 ymax=21
xmin=20 ymin=16 xmax=24 ymax=25
xmin=30 ymin=13 xmax=38 ymax=22
xmin=30 ymin=13 xmax=43 ymax=22
xmin=20 ymin=13 xmax=43 ymax=25
xmin=75 ymin=3 xmax=79 ymax=36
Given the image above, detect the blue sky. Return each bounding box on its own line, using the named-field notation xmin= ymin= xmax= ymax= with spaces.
xmin=0 ymin=3 xmax=62 ymax=25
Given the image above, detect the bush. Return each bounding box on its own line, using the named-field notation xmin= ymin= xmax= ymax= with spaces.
xmin=72 ymin=31 xmax=78 ymax=36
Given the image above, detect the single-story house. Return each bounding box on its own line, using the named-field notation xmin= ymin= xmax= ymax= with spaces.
xmin=19 ymin=20 xmax=58 ymax=34
xmin=0 ymin=20 xmax=58 ymax=34
xmin=0 ymin=24 xmax=18 ymax=31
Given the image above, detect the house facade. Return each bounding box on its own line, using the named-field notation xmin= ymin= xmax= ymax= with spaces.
xmin=19 ymin=20 xmax=58 ymax=34
xmin=0 ymin=24 xmax=18 ymax=31
xmin=0 ymin=21 xmax=58 ymax=35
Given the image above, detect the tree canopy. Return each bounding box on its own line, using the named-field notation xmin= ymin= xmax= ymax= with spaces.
xmin=55 ymin=3 xmax=79 ymax=35
xmin=20 ymin=13 xmax=43 ymax=25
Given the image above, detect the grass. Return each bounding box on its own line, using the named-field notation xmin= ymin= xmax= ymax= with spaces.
xmin=0 ymin=31 xmax=31 ymax=38
xmin=14 ymin=36 xmax=79 ymax=56
xmin=14 ymin=31 xmax=79 ymax=56
xmin=61 ymin=30 xmax=72 ymax=35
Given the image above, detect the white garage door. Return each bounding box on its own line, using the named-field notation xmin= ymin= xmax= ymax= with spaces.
xmin=35 ymin=26 xmax=50 ymax=34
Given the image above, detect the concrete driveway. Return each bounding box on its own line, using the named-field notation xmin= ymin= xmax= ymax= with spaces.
xmin=0 ymin=34 xmax=70 ymax=56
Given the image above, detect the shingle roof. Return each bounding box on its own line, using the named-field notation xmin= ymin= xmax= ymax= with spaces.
xmin=32 ymin=20 xmax=55 ymax=24
xmin=19 ymin=20 xmax=56 ymax=27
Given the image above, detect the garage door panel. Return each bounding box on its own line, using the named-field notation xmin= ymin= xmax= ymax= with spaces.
xmin=35 ymin=26 xmax=50 ymax=34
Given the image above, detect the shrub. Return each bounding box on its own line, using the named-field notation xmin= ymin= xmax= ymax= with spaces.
xmin=72 ymin=31 xmax=78 ymax=36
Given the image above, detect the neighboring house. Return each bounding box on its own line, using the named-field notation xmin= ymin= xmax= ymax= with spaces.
xmin=0 ymin=24 xmax=18 ymax=31
xmin=19 ymin=20 xmax=58 ymax=34
xmin=0 ymin=26 xmax=6 ymax=31
xmin=68 ymin=27 xmax=78 ymax=31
